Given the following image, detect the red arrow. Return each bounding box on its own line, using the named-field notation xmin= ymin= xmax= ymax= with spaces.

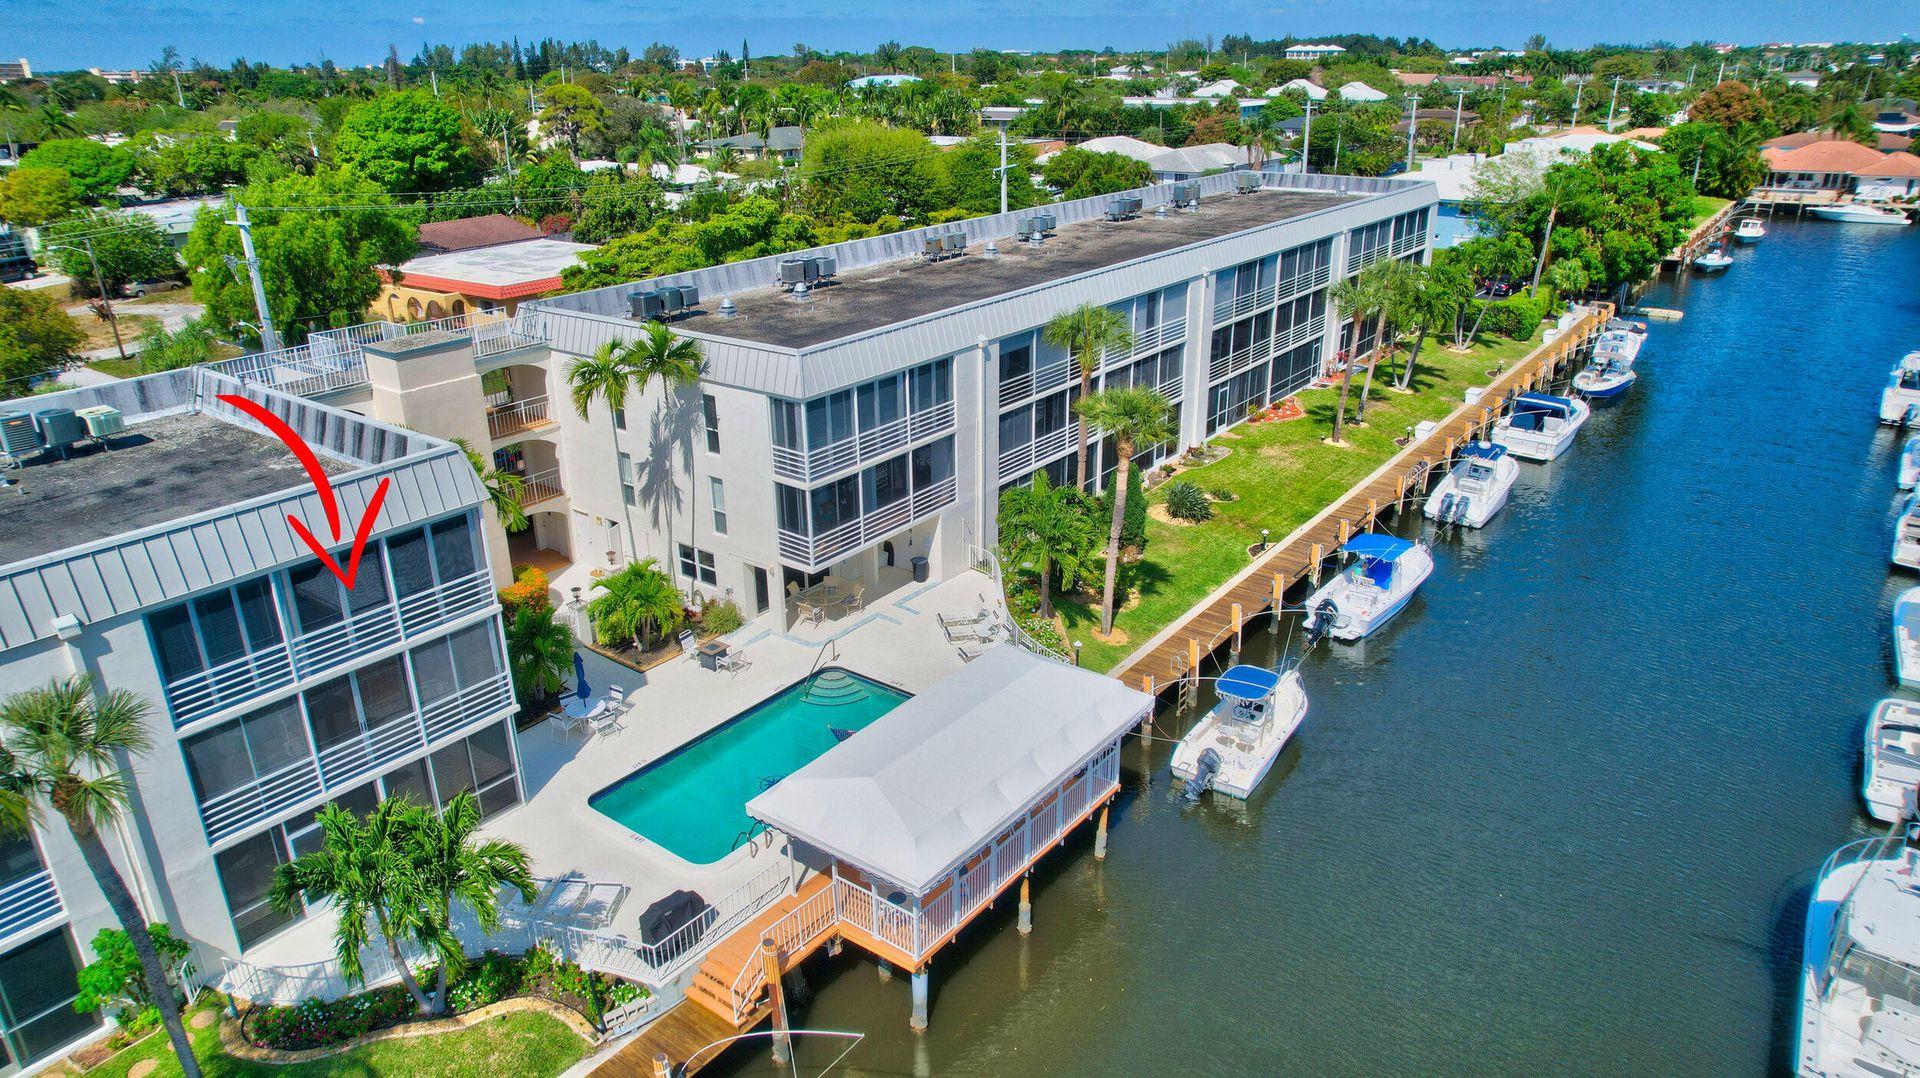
xmin=219 ymin=393 xmax=390 ymax=590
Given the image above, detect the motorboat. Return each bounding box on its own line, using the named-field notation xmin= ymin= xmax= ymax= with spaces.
xmin=1895 ymin=498 xmax=1920 ymax=570
xmin=1170 ymin=664 xmax=1309 ymax=801
xmin=1863 ymin=699 xmax=1920 ymax=823
xmin=1895 ymin=587 xmax=1920 ymax=687
xmin=1693 ymin=242 xmax=1733 ymax=272
xmin=1901 ymin=435 xmax=1920 ymax=490
xmin=1798 ymin=830 xmax=1920 ymax=1077
xmin=1734 ymin=216 xmax=1766 ymax=243
xmin=1492 ymin=393 xmax=1590 ymax=462
xmin=1304 ymin=534 xmax=1434 ymax=643
xmin=1424 ymin=443 xmax=1519 ymax=528
xmin=1881 ymin=353 xmax=1920 ymax=425
xmin=1809 ymin=202 xmax=1914 ymax=226
xmin=1573 ymin=325 xmax=1645 ymax=403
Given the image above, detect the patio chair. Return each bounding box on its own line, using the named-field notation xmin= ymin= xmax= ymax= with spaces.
xmin=717 ymin=648 xmax=752 ymax=675
xmin=677 ymin=629 xmax=697 ymax=657
xmin=590 ymin=701 xmax=627 ymax=739
xmin=548 ymin=709 xmax=586 ymax=743
xmin=844 ymin=584 xmax=866 ymax=614
xmin=956 ymin=643 xmax=986 ymax=662
xmin=797 ymin=601 xmax=824 ymax=625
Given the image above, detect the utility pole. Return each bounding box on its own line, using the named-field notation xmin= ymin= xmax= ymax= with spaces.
xmin=48 ymin=239 xmax=125 ymax=360
xmin=1300 ymin=97 xmax=1313 ymax=173
xmin=1404 ymin=96 xmax=1417 ymax=172
xmin=430 ymin=68 xmax=439 ymax=96
xmin=1716 ymin=60 xmax=1725 ymax=85
xmin=1686 ymin=63 xmax=1697 ymax=90
xmin=1605 ymin=75 xmax=1622 ymax=132
xmin=1570 ymin=78 xmax=1583 ymax=127
xmin=226 ymin=201 xmax=282 ymax=352
xmin=1451 ymin=88 xmax=1469 ymax=152
xmin=997 ymin=124 xmax=1009 ymax=214
xmin=172 ymin=68 xmax=184 ymax=108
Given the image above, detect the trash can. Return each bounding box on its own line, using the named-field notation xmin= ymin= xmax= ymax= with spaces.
xmin=911 ymin=556 xmax=929 ymax=583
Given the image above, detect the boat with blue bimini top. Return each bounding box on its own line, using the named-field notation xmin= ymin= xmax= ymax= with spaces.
xmin=1798 ymin=828 xmax=1920 ymax=1078
xmin=1169 ymin=663 xmax=1309 ymax=801
xmin=1304 ymin=533 xmax=1435 ymax=643
xmin=1492 ymin=392 xmax=1590 ymax=462
xmin=1881 ymin=353 xmax=1920 ymax=425
xmin=1901 ymin=436 xmax=1920 ymax=490
xmin=1424 ymin=442 xmax=1518 ymax=528
xmin=1895 ymin=588 xmax=1920 ymax=687
xmin=1693 ymin=242 xmax=1733 ymax=272
xmin=1864 ymin=699 xmax=1920 ymax=824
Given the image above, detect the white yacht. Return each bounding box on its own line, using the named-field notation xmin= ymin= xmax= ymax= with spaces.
xmin=1170 ymin=664 xmax=1309 ymax=801
xmin=1881 ymin=353 xmax=1920 ymax=425
xmin=1693 ymin=242 xmax=1733 ymax=272
xmin=1572 ymin=323 xmax=1646 ymax=403
xmin=1895 ymin=500 xmax=1920 ymax=571
xmin=1864 ymin=700 xmax=1920 ymax=823
xmin=1492 ymin=393 xmax=1590 ymax=462
xmin=1901 ymin=436 xmax=1920 ymax=490
xmin=1810 ymin=203 xmax=1914 ymax=226
xmin=1734 ymin=217 xmax=1767 ymax=243
xmin=1424 ymin=443 xmax=1519 ymax=528
xmin=1305 ymin=534 xmax=1434 ymax=643
xmin=1798 ymin=831 xmax=1920 ymax=1077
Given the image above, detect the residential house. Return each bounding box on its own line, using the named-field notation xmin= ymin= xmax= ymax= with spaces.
xmin=377 ymin=237 xmax=597 ymax=321
xmin=1759 ymin=138 xmax=1920 ymax=201
xmin=694 ymin=125 xmax=805 ymax=163
xmin=1336 ymin=82 xmax=1390 ymax=103
xmin=415 ymin=214 xmax=543 ymax=256
xmin=1270 ymin=78 xmax=1329 ymax=101
xmin=1284 ymin=44 xmax=1347 ymax=62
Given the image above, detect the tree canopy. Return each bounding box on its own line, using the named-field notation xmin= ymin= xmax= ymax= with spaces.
xmin=43 ymin=210 xmax=179 ymax=295
xmin=1041 ymin=147 xmax=1151 ymax=201
xmin=332 ymin=90 xmax=476 ymax=193
xmin=0 ymin=288 xmax=86 ymax=390
xmin=16 ymin=139 xmax=137 ymax=203
xmin=0 ymin=166 xmax=80 ymax=226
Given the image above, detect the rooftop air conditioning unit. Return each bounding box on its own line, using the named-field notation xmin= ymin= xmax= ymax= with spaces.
xmin=1104 ymin=200 xmax=1127 ymax=222
xmin=924 ymin=236 xmax=944 ymax=260
xmin=659 ymin=288 xmax=685 ymax=315
xmin=810 ymin=256 xmax=836 ymax=280
xmin=34 ymin=408 xmax=84 ymax=456
xmin=1171 ymin=182 xmax=1195 ymax=206
xmin=629 ymin=290 xmax=666 ymax=321
xmin=75 ymin=405 xmax=124 ymax=439
xmin=779 ymin=259 xmax=809 ymax=286
xmin=674 ymin=284 xmax=700 ymax=309
xmin=1034 ymin=212 xmax=1055 ymax=233
xmin=1235 ymin=172 xmax=1263 ymax=194
xmin=1125 ymin=195 xmax=1145 ymax=215
xmin=0 ymin=411 xmax=42 ymax=462
xmin=1016 ymin=217 xmax=1036 ymax=240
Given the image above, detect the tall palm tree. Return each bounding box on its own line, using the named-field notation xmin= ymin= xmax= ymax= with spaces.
xmin=1327 ymin=270 xmax=1382 ymax=445
xmin=1355 ymin=259 xmax=1413 ymax=423
xmin=505 ymin=605 xmax=572 ymax=706
xmin=268 ymin=797 xmax=439 ymax=1014
xmin=1043 ymin=304 xmax=1134 ymax=490
xmin=404 ymin=792 xmax=536 ymax=1015
xmin=586 ymin=557 xmax=685 ymax=651
xmin=567 ymin=342 xmax=643 ymax=561
xmin=451 ymin=438 xmax=527 ymax=533
xmin=1396 ymin=261 xmax=1469 ymax=391
xmin=0 ymin=678 xmax=202 ymax=1078
xmin=998 ymin=470 xmax=1102 ymax=619
xmin=621 ymin=322 xmax=705 ymax=586
xmin=1074 ymin=387 xmax=1177 ymax=635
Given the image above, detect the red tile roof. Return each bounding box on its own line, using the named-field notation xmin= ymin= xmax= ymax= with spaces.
xmin=414 ymin=214 xmax=543 ymax=255
xmin=1875 ymin=151 xmax=1920 ymax=177
xmin=1766 ymin=139 xmax=1898 ymax=175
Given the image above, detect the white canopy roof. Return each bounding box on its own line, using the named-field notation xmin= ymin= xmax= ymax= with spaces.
xmin=747 ymin=646 xmax=1153 ymax=895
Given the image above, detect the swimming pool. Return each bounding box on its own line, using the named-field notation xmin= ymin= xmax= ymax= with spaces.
xmin=588 ymin=668 xmax=909 ymax=865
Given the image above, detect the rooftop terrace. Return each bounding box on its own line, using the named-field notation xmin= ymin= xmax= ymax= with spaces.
xmin=0 ymin=411 xmax=346 ymax=569
xmin=673 ymin=189 xmax=1353 ymax=350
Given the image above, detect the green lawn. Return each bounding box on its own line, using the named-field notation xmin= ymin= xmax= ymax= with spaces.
xmin=85 ymin=357 xmax=145 ymax=379
xmin=82 ymin=1002 xmax=591 ymax=1078
xmin=1687 ymin=196 xmax=1734 ymax=231
xmin=1049 ymin=330 xmax=1548 ymax=672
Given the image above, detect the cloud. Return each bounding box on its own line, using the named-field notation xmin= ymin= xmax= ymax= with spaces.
xmin=410 ymin=14 xmax=424 ymax=23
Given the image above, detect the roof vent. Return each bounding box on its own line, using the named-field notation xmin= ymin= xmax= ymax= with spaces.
xmin=718 ymin=297 xmax=738 ymax=319
xmin=1155 ymin=204 xmax=1169 ymax=219
xmin=790 ymin=280 xmax=811 ymax=301
xmin=984 ymin=241 xmax=999 ymax=259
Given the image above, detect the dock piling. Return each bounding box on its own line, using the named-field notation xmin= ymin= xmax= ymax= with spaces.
xmin=1017 ymin=876 xmax=1033 ymax=935
xmin=878 ymin=959 xmax=893 ymax=983
xmin=1230 ymin=602 xmax=1243 ymax=657
xmin=910 ymin=969 xmax=930 ymax=1032
xmin=1270 ymin=574 xmax=1285 ymax=632
xmin=653 ymin=1052 xmax=671 ymax=1078
xmin=1095 ymin=804 xmax=1110 ymax=860
xmin=762 ymin=939 xmax=790 ymax=1064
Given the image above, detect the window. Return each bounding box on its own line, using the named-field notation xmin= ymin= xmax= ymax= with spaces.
xmin=389 ymin=516 xmax=476 ymax=599
xmin=809 ymin=476 xmax=860 ymax=533
xmin=998 ymin=403 xmax=1033 ymax=452
xmin=804 ymin=390 xmax=854 ymax=450
xmin=911 ymin=437 xmax=955 ymax=490
xmin=702 ymin=393 xmax=720 ymax=453
xmin=863 ymin=456 xmax=909 ymax=511
xmin=147 ymin=578 xmax=286 ymax=699
xmin=612 ymin=405 xmax=626 ymax=431
xmin=678 ymin=544 xmax=719 ymax=586
xmin=999 ymin=343 xmax=1032 ymax=390
xmin=776 ymin=484 xmax=810 ymax=536
xmin=909 ymin=358 xmax=952 ymax=413
xmin=285 ymin=785 xmax=379 ymax=858
xmin=0 ymin=929 xmax=97 ymax=1066
xmin=0 ymin=832 xmax=43 ymax=893
xmin=1136 ymin=291 xmax=1161 ymax=332
xmin=182 ymin=699 xmax=313 ymax=804
xmin=856 ymin=375 xmax=903 ymax=431
xmin=216 ymin=830 xmax=295 ymax=948
xmin=304 ymin=656 xmax=413 ymax=755
xmin=709 ymin=477 xmax=728 ymax=534
xmin=425 ymin=723 xmax=519 ymax=818
xmin=617 ymin=451 xmax=636 ymax=506
xmin=407 ymin=623 xmax=502 ymax=708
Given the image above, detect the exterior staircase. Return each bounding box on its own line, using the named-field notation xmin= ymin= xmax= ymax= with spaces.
xmin=685 ymin=872 xmax=838 ymax=1026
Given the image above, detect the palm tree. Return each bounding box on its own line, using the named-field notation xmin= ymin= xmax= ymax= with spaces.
xmin=1074 ymin=387 xmax=1177 ymax=635
xmin=451 ymin=438 xmax=527 ymax=533
xmin=586 ymin=558 xmax=685 ymax=651
xmin=404 ymin=792 xmax=536 ymax=1015
xmin=1043 ymin=304 xmax=1134 ymax=489
xmin=620 ymin=322 xmax=705 ymax=585
xmin=1355 ymin=259 xmax=1413 ymax=423
xmin=0 ymin=678 xmax=202 ymax=1078
xmin=505 ymin=605 xmax=572 ymax=706
xmin=1326 ymin=270 xmax=1382 ymax=445
xmin=268 ymin=797 xmax=440 ymax=1014
xmin=1396 ymin=262 xmax=1469 ymax=391
xmin=998 ymin=470 xmax=1102 ymax=618
xmin=567 ymin=342 xmax=643 ymax=561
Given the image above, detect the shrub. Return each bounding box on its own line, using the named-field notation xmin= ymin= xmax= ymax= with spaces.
xmin=1471 ymin=286 xmax=1557 ymax=341
xmin=498 ymin=567 xmax=551 ymax=616
xmin=701 ymin=598 xmax=744 ymax=635
xmin=1120 ymin=463 xmax=1148 ymax=552
xmin=1163 ymin=481 xmax=1213 ymax=522
xmin=74 ymin=924 xmax=191 ymax=1029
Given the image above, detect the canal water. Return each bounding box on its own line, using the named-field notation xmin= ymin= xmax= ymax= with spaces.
xmin=711 ymin=217 xmax=1920 ymax=1077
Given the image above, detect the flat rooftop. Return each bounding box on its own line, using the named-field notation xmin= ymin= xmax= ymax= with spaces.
xmin=677 ymin=189 xmax=1353 ymax=350
xmin=393 ymin=238 xmax=597 ymax=296
xmin=0 ymin=412 xmax=347 ymax=568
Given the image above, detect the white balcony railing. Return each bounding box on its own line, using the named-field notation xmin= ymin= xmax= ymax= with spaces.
xmin=997 ymin=425 xmax=1074 ymax=483
xmin=1101 ymin=317 xmax=1188 ymax=368
xmin=517 ymin=469 xmax=565 ymax=506
xmin=207 ymin=311 xmax=547 ymax=399
xmin=163 ymin=569 xmax=496 ymax=727
xmin=776 ymin=476 xmax=958 ymax=569
xmin=770 ymin=403 xmax=957 ymax=484
xmin=0 ymin=869 xmax=63 ymax=941
xmin=487 ymin=396 xmax=554 ymax=440
xmin=200 ymin=756 xmax=325 ymax=845
xmin=1213 ymin=286 xmax=1277 ymax=324
xmin=1277 ymin=263 xmax=1333 ymax=303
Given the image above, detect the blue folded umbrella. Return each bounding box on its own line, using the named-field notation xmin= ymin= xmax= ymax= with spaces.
xmin=572 ymin=652 xmax=591 ymax=702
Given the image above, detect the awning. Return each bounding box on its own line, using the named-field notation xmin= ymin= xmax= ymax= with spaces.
xmin=1459 ymin=442 xmax=1507 ymax=461
xmin=1515 ymin=392 xmax=1575 ymax=413
xmin=746 ymin=646 xmax=1153 ymax=894
xmin=1342 ymin=533 xmax=1413 ymax=562
xmin=1215 ymin=665 xmax=1281 ymax=701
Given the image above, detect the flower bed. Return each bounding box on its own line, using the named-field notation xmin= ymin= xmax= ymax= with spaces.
xmin=241 ymin=945 xmax=647 ymax=1052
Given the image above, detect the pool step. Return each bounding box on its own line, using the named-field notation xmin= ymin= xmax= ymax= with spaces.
xmin=799 ymin=672 xmax=873 ymax=707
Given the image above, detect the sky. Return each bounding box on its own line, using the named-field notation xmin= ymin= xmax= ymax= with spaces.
xmin=10 ymin=0 xmax=1914 ymax=72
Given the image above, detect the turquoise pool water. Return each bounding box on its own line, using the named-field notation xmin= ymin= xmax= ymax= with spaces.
xmin=589 ymin=668 xmax=909 ymax=864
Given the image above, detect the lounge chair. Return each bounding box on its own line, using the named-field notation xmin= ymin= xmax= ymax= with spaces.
xmin=956 ymin=643 xmax=986 ymax=662
xmin=677 ymin=629 xmax=697 ymax=657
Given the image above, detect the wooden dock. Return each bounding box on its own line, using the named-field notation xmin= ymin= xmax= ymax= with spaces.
xmin=1108 ymin=305 xmax=1612 ymax=694
xmin=1665 ymin=202 xmax=1738 ymax=267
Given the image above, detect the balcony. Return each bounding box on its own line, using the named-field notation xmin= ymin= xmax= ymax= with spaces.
xmin=1101 ymin=317 xmax=1188 ymax=368
xmin=997 ymin=426 xmax=1073 ymax=484
xmin=1207 ymin=318 xmax=1322 ymax=384
xmin=1276 ymin=263 xmax=1333 ymax=303
xmin=998 ymin=358 xmax=1074 ymax=406
xmin=776 ymin=476 xmax=958 ymax=569
xmin=0 ymin=869 xmax=63 ymax=942
xmin=771 ymin=402 xmax=957 ymax=484
xmin=1214 ymin=286 xmax=1277 ymax=324
xmin=163 ymin=569 xmax=496 ymax=728
xmin=517 ymin=468 xmax=565 ymax=506
xmin=487 ymin=396 xmax=555 ymax=440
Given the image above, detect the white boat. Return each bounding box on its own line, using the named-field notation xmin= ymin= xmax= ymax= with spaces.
xmin=1810 ymin=203 xmax=1914 ymax=226
xmin=1693 ymin=242 xmax=1732 ymax=272
xmin=1170 ymin=664 xmax=1309 ymax=801
xmin=1881 ymin=353 xmax=1920 ymax=425
xmin=1734 ymin=217 xmax=1766 ymax=243
xmin=1572 ymin=324 xmax=1645 ymax=402
xmin=1424 ymin=443 xmax=1518 ymax=528
xmin=1896 ymin=499 xmax=1920 ymax=570
xmin=1492 ymin=393 xmax=1590 ymax=462
xmin=1897 ymin=588 xmax=1920 ymax=687
xmin=1798 ymin=831 xmax=1920 ymax=1078
xmin=1901 ymin=436 xmax=1920 ymax=490
xmin=1864 ymin=699 xmax=1920 ymax=823
xmin=1304 ymin=534 xmax=1434 ymax=642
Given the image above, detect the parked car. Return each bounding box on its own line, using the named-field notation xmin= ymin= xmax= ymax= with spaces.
xmin=1476 ymin=275 xmax=1519 ymax=299
xmin=123 ymin=278 xmax=182 ymax=298
xmin=1380 ymin=161 xmax=1409 ymax=177
xmin=0 ymin=255 xmax=36 ymax=283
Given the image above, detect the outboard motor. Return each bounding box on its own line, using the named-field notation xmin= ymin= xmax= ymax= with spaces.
xmin=1305 ymin=598 xmax=1339 ymax=646
xmin=1182 ymin=748 xmax=1221 ymax=802
xmin=1436 ymin=492 xmax=1456 ymax=521
xmin=1905 ymin=403 xmax=1919 ymax=429
xmin=1452 ymin=495 xmax=1472 ymax=524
